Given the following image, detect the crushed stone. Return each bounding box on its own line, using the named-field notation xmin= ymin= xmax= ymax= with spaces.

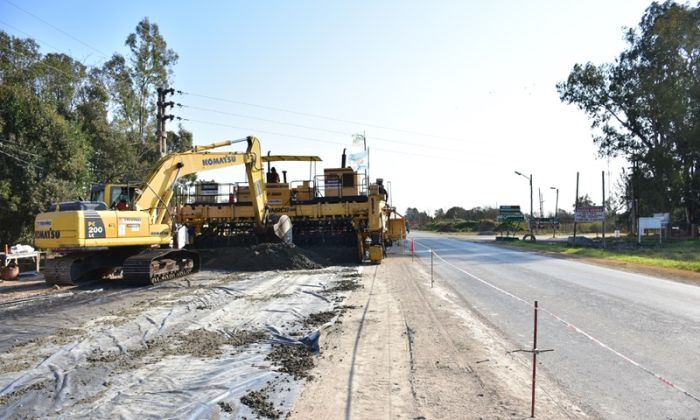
xmin=0 ymin=380 xmax=49 ymax=406
xmin=199 ymin=243 xmax=326 ymax=271
xmin=228 ymin=329 xmax=268 ymax=347
xmin=302 ymin=311 xmax=336 ymax=328
xmin=266 ymin=345 xmax=315 ymax=380
xmin=325 ymin=279 xmax=363 ymax=293
xmin=86 ymin=328 xmax=269 ymax=366
xmin=218 ymin=400 xmax=234 ymax=413
xmin=240 ymin=389 xmax=281 ymax=419
xmin=197 ymin=242 xmax=363 ymax=271
xmin=9 ymin=327 xmax=83 ymax=351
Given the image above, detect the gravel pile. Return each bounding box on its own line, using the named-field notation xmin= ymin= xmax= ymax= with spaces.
xmin=199 ymin=243 xmax=327 ymax=271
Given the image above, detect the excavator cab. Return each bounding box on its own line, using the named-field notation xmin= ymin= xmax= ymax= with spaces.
xmin=90 ymin=184 xmax=139 ymax=210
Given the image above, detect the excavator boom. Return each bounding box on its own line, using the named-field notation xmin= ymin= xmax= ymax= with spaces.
xmin=136 ymin=136 xmax=266 ymax=226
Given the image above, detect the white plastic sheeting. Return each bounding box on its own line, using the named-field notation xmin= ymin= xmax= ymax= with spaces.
xmin=0 ymin=267 xmax=358 ymax=419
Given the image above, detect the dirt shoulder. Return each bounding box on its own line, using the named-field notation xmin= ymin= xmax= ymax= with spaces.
xmin=290 ymin=256 xmax=589 ymax=419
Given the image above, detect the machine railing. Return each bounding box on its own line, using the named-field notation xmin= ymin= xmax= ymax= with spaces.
xmin=175 ymin=175 xmax=370 ymax=206
xmin=312 ymin=174 xmax=368 ymax=198
xmin=176 ymin=183 xmax=239 ymax=205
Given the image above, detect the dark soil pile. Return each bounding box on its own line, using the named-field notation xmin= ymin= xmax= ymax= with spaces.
xmin=228 ymin=329 xmax=268 ymax=347
xmin=240 ymin=389 xmax=281 ymax=419
xmin=199 ymin=243 xmax=329 ymax=271
xmin=217 ymin=401 xmax=234 ymax=413
xmin=0 ymin=380 xmax=49 ymax=406
xmin=302 ymin=311 xmax=336 ymax=328
xmin=9 ymin=328 xmax=83 ymax=351
xmin=300 ymin=245 xmax=360 ymax=264
xmin=86 ymin=328 xmax=268 ymax=364
xmin=325 ymin=279 xmax=363 ymax=293
xmin=176 ymin=329 xmax=228 ymax=358
xmin=265 ymin=344 xmax=315 ymax=380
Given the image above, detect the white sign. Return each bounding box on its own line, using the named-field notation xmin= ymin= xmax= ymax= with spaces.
xmin=639 ymin=214 xmax=669 ymax=243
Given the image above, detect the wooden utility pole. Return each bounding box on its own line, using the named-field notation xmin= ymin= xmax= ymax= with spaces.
xmin=529 ymin=174 xmax=533 ymax=236
xmin=602 ymin=170 xmax=606 ymax=249
xmin=573 ymin=172 xmax=579 ymax=243
xmin=156 ymin=87 xmax=175 ymax=157
xmin=631 ymin=160 xmax=637 ymax=235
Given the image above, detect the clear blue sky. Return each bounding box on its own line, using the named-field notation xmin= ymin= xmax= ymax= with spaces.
xmin=1 ymin=0 xmax=655 ymax=216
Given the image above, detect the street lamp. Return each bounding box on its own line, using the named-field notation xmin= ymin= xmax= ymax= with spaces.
xmin=514 ymin=170 xmax=533 ymax=237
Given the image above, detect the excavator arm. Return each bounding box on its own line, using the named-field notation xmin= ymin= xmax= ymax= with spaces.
xmin=135 ymin=136 xmax=267 ymax=227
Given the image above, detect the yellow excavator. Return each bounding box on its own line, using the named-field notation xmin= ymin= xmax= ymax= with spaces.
xmin=34 ymin=136 xmax=268 ymax=286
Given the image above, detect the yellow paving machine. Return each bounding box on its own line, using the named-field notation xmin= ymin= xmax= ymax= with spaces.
xmin=176 ymin=149 xmax=406 ymax=263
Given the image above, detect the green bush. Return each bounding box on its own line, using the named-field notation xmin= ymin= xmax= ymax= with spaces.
xmin=423 ymin=218 xmax=501 ymax=233
xmin=479 ymin=220 xmax=496 ymax=231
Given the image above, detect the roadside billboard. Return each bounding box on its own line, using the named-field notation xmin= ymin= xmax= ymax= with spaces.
xmin=497 ymin=205 xmax=525 ymax=222
xmin=575 ymin=206 xmax=605 ymax=222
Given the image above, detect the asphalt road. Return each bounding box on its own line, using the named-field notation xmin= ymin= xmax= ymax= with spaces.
xmin=410 ymin=231 xmax=700 ymax=419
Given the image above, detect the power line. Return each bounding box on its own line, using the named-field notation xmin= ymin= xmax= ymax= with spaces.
xmin=1 ymin=6 xmax=468 ymax=147
xmin=178 ymin=90 xmax=467 ymax=144
xmin=0 ymin=19 xmax=67 ymax=54
xmin=11 ymin=52 xmax=83 ymax=81
xmin=180 ymin=104 xmax=350 ymax=136
xmin=1 ymin=19 xmax=470 ymax=149
xmin=179 ymin=116 xmax=492 ymax=164
xmin=2 ymin=0 xmax=109 ymax=59
xmin=0 ymin=26 xmax=96 ymax=81
xmin=0 ymin=17 xmax=477 ymax=159
xmin=180 ymin=103 xmax=466 ymax=153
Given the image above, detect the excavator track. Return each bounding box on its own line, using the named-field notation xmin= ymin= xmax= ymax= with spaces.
xmin=43 ymin=250 xmax=134 ymax=286
xmin=44 ymin=255 xmax=84 ymax=286
xmin=122 ymin=249 xmax=200 ymax=286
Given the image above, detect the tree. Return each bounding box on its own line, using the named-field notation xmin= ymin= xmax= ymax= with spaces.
xmin=0 ymin=18 xmax=185 ymax=245
xmin=75 ymin=67 xmax=138 ymax=183
xmin=103 ymin=18 xmax=179 ymax=180
xmin=465 ymin=206 xmax=498 ymax=221
xmin=167 ymin=125 xmax=193 ymax=154
xmin=168 ymin=125 xmax=197 ymax=185
xmin=575 ymin=194 xmax=595 ymax=209
xmin=557 ymin=1 xmax=700 ymax=232
xmin=0 ymin=33 xmax=96 ymax=244
xmin=405 ymin=207 xmax=431 ymax=227
xmin=445 ymin=206 xmax=468 ymax=220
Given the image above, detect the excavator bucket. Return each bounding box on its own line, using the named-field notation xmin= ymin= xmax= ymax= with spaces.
xmin=273 ymin=215 xmax=293 ymax=244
